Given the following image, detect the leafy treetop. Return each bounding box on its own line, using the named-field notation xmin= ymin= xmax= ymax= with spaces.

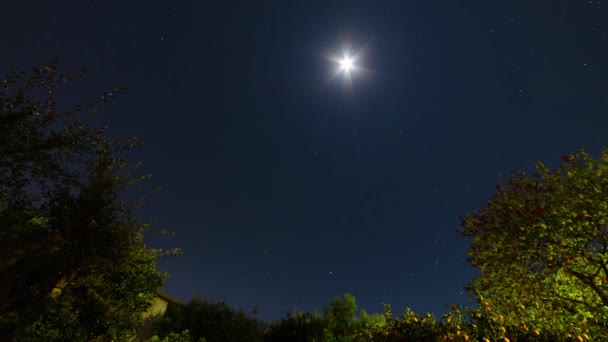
xmin=460 ymin=148 xmax=608 ymax=334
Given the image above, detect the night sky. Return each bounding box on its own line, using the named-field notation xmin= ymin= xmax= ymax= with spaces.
xmin=2 ymin=1 xmax=608 ymax=322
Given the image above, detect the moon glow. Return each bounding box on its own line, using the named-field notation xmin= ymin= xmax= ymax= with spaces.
xmin=322 ymin=39 xmax=373 ymax=89
xmin=340 ymin=57 xmax=354 ymax=72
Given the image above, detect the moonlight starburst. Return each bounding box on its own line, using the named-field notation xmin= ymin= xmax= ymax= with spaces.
xmin=339 ymin=57 xmax=354 ymax=73
xmin=322 ymin=37 xmax=374 ymax=90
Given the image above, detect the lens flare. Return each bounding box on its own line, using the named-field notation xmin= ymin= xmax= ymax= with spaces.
xmin=340 ymin=57 xmax=354 ymax=72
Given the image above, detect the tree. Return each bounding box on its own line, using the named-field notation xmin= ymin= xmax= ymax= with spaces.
xmin=263 ymin=294 xmax=384 ymax=342
xmin=0 ymin=61 xmax=171 ymax=340
xmin=263 ymin=311 xmax=324 ymax=342
xmin=155 ymin=297 xmax=265 ymax=342
xmin=460 ymin=149 xmax=608 ymax=336
xmin=322 ymin=294 xmax=358 ymax=341
xmin=350 ymin=308 xmax=385 ymax=341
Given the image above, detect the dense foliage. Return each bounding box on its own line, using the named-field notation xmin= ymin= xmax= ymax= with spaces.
xmin=263 ymin=311 xmax=324 ymax=342
xmin=262 ymin=299 xmax=597 ymax=341
xmin=264 ymin=294 xmax=384 ymax=342
xmin=153 ymin=297 xmax=265 ymax=342
xmin=460 ymin=149 xmax=608 ymax=337
xmin=0 ymin=62 xmax=169 ymax=341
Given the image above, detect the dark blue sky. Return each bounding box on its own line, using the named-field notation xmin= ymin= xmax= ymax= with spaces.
xmin=3 ymin=1 xmax=607 ymax=321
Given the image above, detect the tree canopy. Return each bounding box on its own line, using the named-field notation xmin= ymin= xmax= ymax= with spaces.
xmin=154 ymin=297 xmax=265 ymax=342
xmin=263 ymin=294 xmax=385 ymax=342
xmin=0 ymin=61 xmax=171 ymax=341
xmin=460 ymin=149 xmax=608 ymax=336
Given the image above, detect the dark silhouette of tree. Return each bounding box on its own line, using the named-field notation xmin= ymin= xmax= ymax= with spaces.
xmin=263 ymin=294 xmax=384 ymax=342
xmin=0 ymin=61 xmax=172 ymax=340
xmin=263 ymin=311 xmax=324 ymax=342
xmin=155 ymin=297 xmax=265 ymax=342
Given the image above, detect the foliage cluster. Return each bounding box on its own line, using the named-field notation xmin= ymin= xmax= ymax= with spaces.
xmin=264 ymin=294 xmax=384 ymax=342
xmin=460 ymin=149 xmax=608 ymax=338
xmin=260 ymin=296 xmax=598 ymax=342
xmin=145 ymin=330 xmax=205 ymax=342
xmin=150 ymin=297 xmax=265 ymax=342
xmin=0 ymin=62 xmax=171 ymax=341
xmin=373 ymin=303 xmax=593 ymax=342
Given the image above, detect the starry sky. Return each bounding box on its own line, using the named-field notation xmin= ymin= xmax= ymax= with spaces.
xmin=2 ymin=1 xmax=608 ymax=322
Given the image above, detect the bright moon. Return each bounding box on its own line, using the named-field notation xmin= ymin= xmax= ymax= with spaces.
xmin=340 ymin=57 xmax=354 ymax=72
